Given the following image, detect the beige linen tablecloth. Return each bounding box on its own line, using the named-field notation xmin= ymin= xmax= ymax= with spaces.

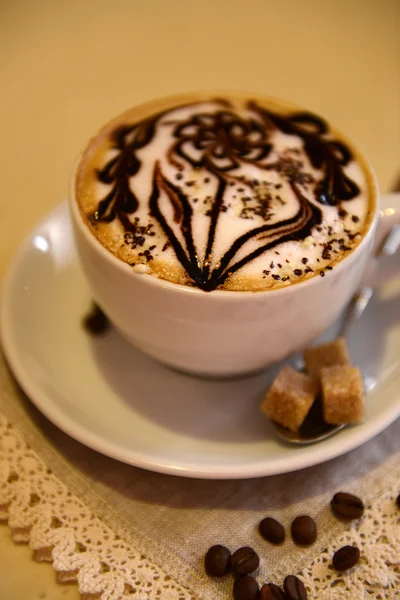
xmin=1 ymin=1 xmax=400 ymax=599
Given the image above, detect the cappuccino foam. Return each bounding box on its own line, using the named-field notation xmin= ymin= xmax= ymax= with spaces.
xmin=75 ymin=94 xmax=375 ymax=291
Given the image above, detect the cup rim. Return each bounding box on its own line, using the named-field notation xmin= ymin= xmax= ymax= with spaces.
xmin=69 ymin=91 xmax=380 ymax=300
xmin=69 ymin=181 xmax=379 ymax=301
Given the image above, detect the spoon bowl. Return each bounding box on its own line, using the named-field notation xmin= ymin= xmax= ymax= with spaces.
xmin=273 ymin=422 xmax=346 ymax=445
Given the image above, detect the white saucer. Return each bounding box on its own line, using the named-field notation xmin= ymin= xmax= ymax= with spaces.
xmin=1 ymin=203 xmax=400 ymax=479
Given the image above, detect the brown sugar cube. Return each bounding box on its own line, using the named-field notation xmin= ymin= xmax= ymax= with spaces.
xmin=304 ymin=337 xmax=351 ymax=381
xmin=321 ymin=365 xmax=365 ymax=424
xmin=261 ymin=366 xmax=318 ymax=432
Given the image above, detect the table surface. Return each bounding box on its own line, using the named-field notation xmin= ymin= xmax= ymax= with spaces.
xmin=1 ymin=1 xmax=399 ymax=598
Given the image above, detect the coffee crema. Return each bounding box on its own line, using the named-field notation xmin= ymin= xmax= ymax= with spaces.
xmin=75 ymin=94 xmax=375 ymax=291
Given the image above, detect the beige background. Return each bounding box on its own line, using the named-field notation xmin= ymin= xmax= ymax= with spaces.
xmin=0 ymin=0 xmax=399 ymax=598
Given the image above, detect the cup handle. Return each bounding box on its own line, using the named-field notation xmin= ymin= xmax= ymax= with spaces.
xmin=339 ymin=192 xmax=400 ymax=333
xmin=360 ymin=192 xmax=400 ymax=290
xmin=374 ymin=192 xmax=400 ymax=256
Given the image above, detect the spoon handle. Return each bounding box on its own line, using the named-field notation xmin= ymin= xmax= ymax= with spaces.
xmin=340 ymin=225 xmax=399 ymax=338
xmin=339 ymin=287 xmax=373 ymax=338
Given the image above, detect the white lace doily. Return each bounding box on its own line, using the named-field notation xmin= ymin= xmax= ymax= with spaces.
xmin=0 ymin=414 xmax=194 ymax=600
xmin=1 ymin=412 xmax=399 ymax=599
xmin=301 ymin=492 xmax=400 ymax=599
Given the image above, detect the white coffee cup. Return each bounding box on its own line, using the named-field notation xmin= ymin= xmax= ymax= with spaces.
xmin=69 ymin=146 xmax=400 ymax=378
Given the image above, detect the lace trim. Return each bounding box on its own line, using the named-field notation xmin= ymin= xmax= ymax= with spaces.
xmin=0 ymin=414 xmax=194 ymax=600
xmin=299 ymin=485 xmax=400 ymax=599
xmin=1 ymin=412 xmax=399 ymax=599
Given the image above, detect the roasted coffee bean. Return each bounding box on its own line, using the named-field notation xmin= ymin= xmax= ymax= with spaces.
xmin=284 ymin=575 xmax=308 ymax=600
xmin=259 ymin=517 xmax=285 ymax=545
xmin=233 ymin=575 xmax=259 ymax=600
xmin=231 ymin=546 xmax=260 ymax=575
xmin=291 ymin=515 xmax=317 ymax=546
xmin=331 ymin=492 xmax=364 ymax=520
xmin=332 ymin=545 xmax=360 ymax=571
xmin=83 ymin=303 xmax=110 ymax=335
xmin=204 ymin=544 xmax=231 ymax=577
xmin=260 ymin=582 xmax=286 ymax=600
xmin=396 ymin=493 xmax=400 ymax=509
